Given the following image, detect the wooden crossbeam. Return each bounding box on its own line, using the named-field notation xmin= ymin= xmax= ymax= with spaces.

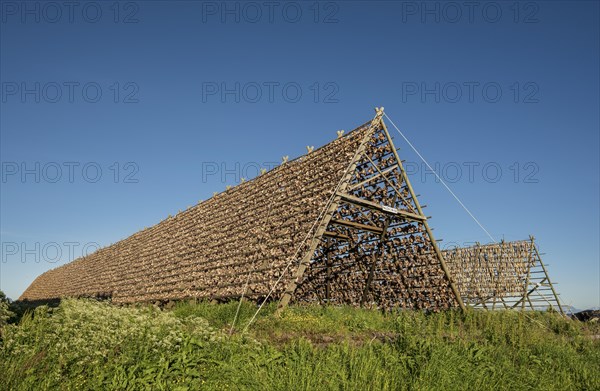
xmin=322 ymin=231 xmax=350 ymax=241
xmin=380 ymin=120 xmax=466 ymax=311
xmin=336 ymin=192 xmax=426 ymax=222
xmin=330 ymin=218 xmax=384 ymax=235
xmin=360 ymin=191 xmax=398 ymax=307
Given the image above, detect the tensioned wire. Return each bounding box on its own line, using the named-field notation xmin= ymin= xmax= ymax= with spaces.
xmin=384 ymin=111 xmax=568 ymax=319
xmin=383 ymin=112 xmax=497 ymax=244
xmin=229 ymin=182 xmax=282 ymax=334
xmin=240 ymin=112 xmax=384 ymax=334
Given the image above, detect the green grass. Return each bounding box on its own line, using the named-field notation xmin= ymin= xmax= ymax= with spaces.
xmin=1 ymin=299 xmax=599 ymax=390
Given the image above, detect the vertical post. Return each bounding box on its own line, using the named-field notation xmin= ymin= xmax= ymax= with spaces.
xmin=501 ymin=241 xmax=510 ymax=309
xmin=360 ymin=192 xmax=397 ymax=307
xmin=360 ymin=254 xmax=376 ymax=307
xmin=277 ymin=196 xmax=341 ymax=310
xmin=492 ymin=240 xmax=505 ymax=310
xmin=521 ymin=238 xmax=534 ymax=310
xmin=277 ymin=109 xmax=384 ymax=311
xmin=526 ymin=285 xmax=535 ymax=310
xmin=380 ymin=119 xmax=466 ymax=311
xmin=469 ymin=243 xmax=481 ymax=307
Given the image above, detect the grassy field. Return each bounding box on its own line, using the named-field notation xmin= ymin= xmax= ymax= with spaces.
xmin=1 ymin=298 xmax=598 ymax=390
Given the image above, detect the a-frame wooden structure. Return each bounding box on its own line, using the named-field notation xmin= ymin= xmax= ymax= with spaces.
xmin=279 ymin=108 xmax=466 ymax=311
xmin=443 ymin=237 xmax=563 ymax=314
xmin=21 ymin=107 xmax=464 ymax=311
xmin=512 ymin=237 xmax=564 ymax=314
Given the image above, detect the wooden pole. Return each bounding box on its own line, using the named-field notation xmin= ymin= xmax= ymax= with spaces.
xmin=277 ymin=110 xmax=384 ymax=311
xmin=380 ymin=118 xmax=466 ymax=311
xmin=531 ymin=237 xmax=564 ymax=315
xmin=360 ymin=192 xmax=397 ymax=307
xmin=521 ymin=237 xmax=534 ymax=310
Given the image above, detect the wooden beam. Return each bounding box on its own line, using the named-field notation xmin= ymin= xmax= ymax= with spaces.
xmin=521 ymin=238 xmax=534 ymax=310
xmin=360 ymin=192 xmax=398 ymax=307
xmin=322 ymin=231 xmax=350 ymax=241
xmin=531 ymin=239 xmax=564 ymax=315
xmin=336 ymin=192 xmax=426 ymax=222
xmin=363 ymin=154 xmax=417 ymax=215
xmin=330 ymin=218 xmax=384 ymax=235
xmin=380 ymin=118 xmax=466 ymax=311
xmin=511 ymin=278 xmax=547 ymax=309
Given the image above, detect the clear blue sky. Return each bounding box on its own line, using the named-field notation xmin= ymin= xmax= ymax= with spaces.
xmin=1 ymin=1 xmax=598 ymax=309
